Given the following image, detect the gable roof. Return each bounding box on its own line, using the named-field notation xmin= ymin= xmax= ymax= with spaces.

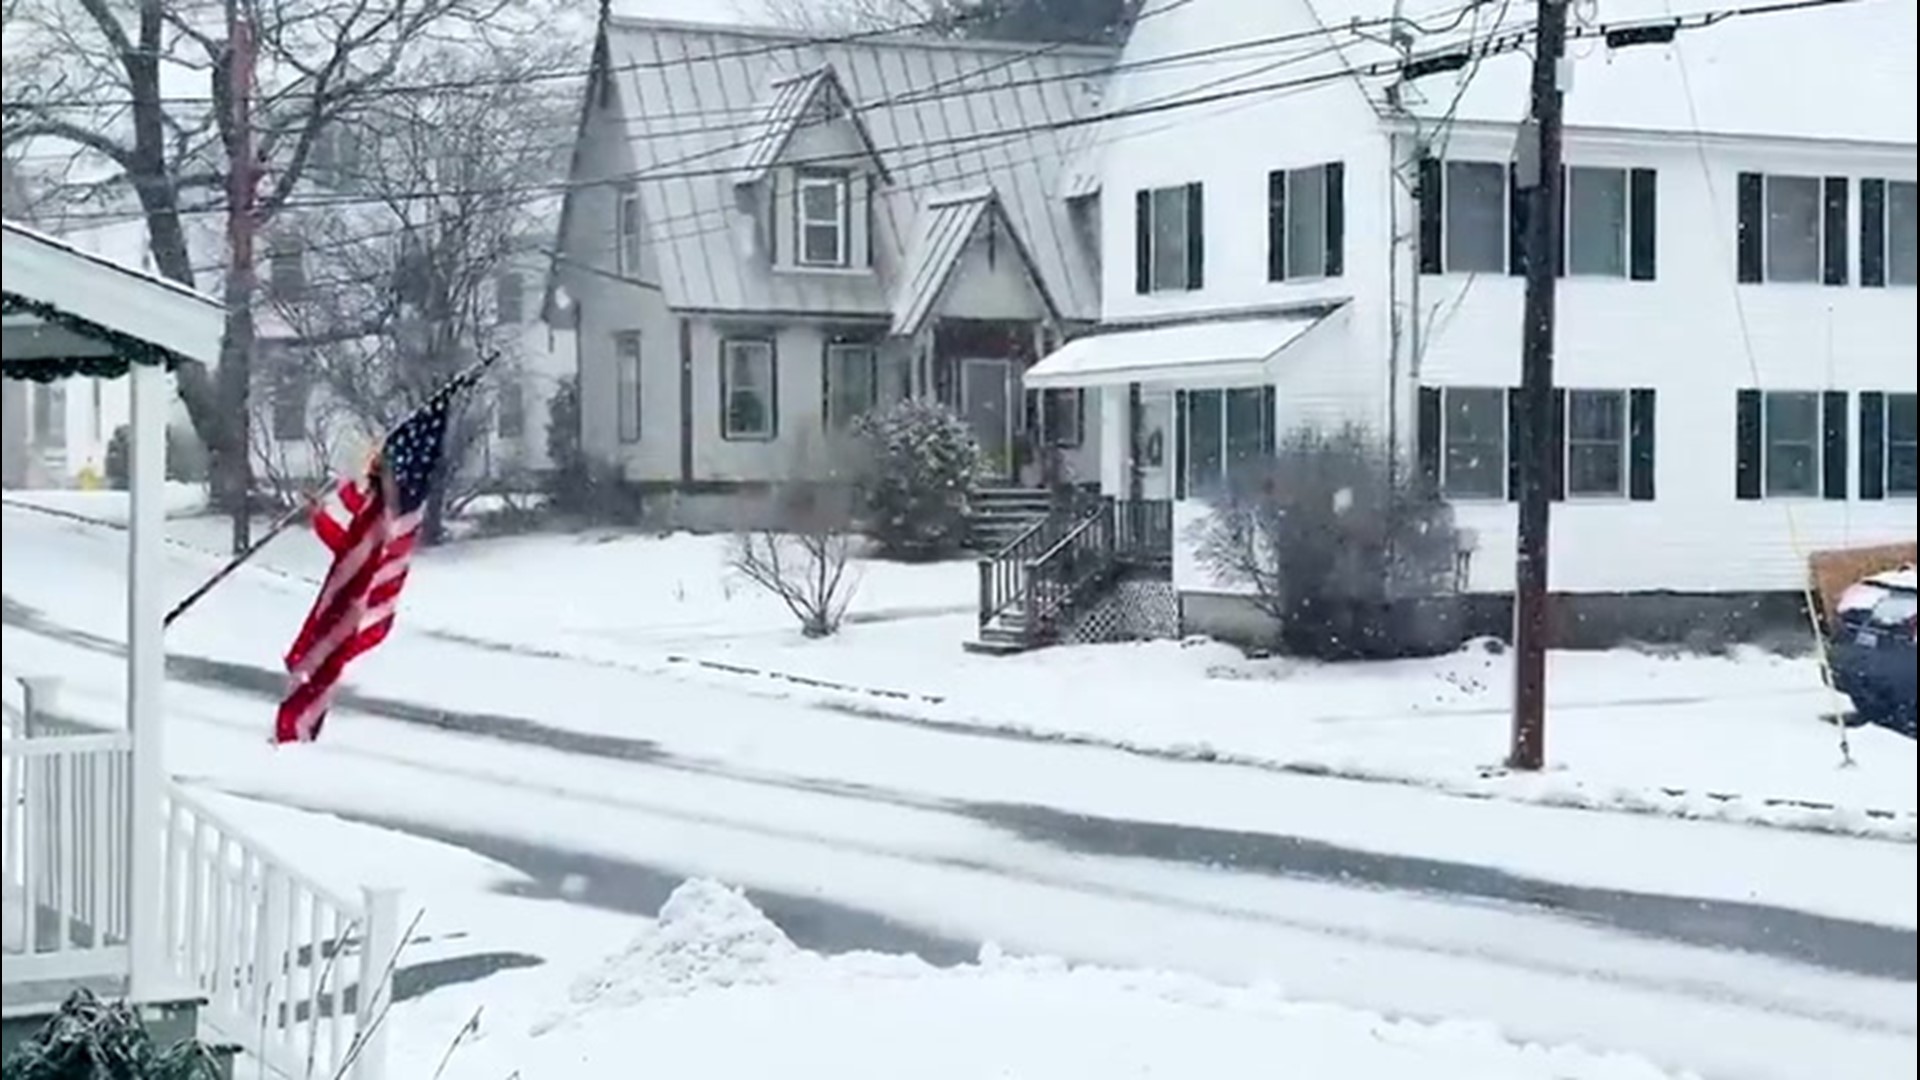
xmin=732 ymin=66 xmax=891 ymax=186
xmin=1289 ymin=0 xmax=1914 ymax=144
xmin=593 ymin=16 xmax=1111 ymax=317
xmin=891 ymin=188 xmax=1058 ymax=336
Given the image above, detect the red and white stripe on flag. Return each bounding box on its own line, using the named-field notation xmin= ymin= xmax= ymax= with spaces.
xmin=274 ymin=469 xmax=425 ymax=744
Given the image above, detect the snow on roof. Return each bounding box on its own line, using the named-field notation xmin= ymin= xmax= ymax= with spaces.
xmin=1311 ymin=0 xmax=1916 ymax=144
xmin=1026 ymin=308 xmax=1339 ymax=389
xmin=3 ymin=218 xmax=223 ymax=371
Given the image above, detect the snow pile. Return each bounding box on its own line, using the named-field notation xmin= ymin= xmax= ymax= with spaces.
xmin=561 ymin=879 xmax=800 ymax=1012
xmin=482 ymin=880 xmax=1691 ymax=1080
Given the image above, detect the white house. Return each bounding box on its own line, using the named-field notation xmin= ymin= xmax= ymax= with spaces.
xmin=552 ymin=13 xmax=1107 ymax=530
xmin=1022 ymin=0 xmax=1917 ymax=646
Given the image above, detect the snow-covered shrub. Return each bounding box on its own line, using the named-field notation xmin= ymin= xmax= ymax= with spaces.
xmin=541 ymin=375 xmax=642 ymax=525
xmin=850 ymin=398 xmax=982 ymax=561
xmin=0 ymin=988 xmax=225 ymax=1079
xmin=1194 ymin=424 xmax=1463 ymax=659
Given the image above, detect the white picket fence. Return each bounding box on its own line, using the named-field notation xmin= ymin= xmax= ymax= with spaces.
xmin=3 ymin=684 xmax=396 ymax=1080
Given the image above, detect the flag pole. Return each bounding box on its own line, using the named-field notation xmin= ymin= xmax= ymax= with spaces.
xmin=162 ymin=352 xmax=501 ymax=630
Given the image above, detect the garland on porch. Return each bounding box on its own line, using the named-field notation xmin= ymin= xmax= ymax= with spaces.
xmin=0 ymin=292 xmax=184 ymax=383
xmin=0 ymin=989 xmax=223 ymax=1080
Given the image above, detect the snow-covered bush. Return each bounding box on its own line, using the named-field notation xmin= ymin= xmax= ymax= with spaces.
xmin=1194 ymin=424 xmax=1463 ymax=659
xmin=541 ymin=375 xmax=642 ymax=524
xmin=850 ymin=398 xmax=982 ymax=561
xmin=0 ymin=988 xmax=225 ymax=1079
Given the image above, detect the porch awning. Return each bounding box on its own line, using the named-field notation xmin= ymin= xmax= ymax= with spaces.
xmin=2 ymin=219 xmax=223 ymax=382
xmin=1023 ymin=307 xmax=1340 ymax=390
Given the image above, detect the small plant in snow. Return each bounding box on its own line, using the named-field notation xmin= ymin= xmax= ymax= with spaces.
xmin=728 ymin=482 xmax=862 ymax=638
xmin=850 ymin=398 xmax=983 ymax=561
xmin=0 ymin=989 xmax=224 ymax=1080
xmin=1194 ymin=424 xmax=1462 ymax=659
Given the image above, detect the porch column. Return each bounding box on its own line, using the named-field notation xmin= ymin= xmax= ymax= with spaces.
xmin=126 ymin=359 xmax=168 ymax=997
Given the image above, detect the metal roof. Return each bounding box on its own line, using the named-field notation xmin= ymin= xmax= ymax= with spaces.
xmin=600 ymin=17 xmax=1110 ymax=317
xmin=731 ymin=67 xmax=891 ymax=187
xmin=890 ymin=188 xmax=1056 ymax=337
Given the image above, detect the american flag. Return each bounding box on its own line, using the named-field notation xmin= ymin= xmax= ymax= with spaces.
xmin=274 ymin=363 xmax=487 ymax=744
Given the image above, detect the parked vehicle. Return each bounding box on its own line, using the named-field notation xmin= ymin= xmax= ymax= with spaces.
xmin=1828 ymin=567 xmax=1918 ymax=739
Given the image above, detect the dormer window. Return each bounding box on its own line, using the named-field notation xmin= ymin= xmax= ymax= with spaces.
xmin=796 ymin=169 xmax=851 ymax=268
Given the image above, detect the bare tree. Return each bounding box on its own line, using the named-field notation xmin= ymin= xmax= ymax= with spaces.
xmin=729 ymin=476 xmax=864 ymax=639
xmin=0 ymin=0 xmax=556 ymax=544
xmin=1194 ymin=425 xmax=1463 ymax=659
xmin=760 ymin=0 xmax=1138 ymax=42
xmin=270 ymin=43 xmax=570 ymax=544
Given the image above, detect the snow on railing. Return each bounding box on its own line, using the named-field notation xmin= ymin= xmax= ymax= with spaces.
xmin=162 ymin=785 xmax=398 ymax=1080
xmin=2 ymin=700 xmax=135 ymax=983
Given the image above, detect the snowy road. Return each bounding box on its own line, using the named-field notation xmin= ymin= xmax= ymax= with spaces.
xmin=5 ymin=592 xmax=1915 ymax=1080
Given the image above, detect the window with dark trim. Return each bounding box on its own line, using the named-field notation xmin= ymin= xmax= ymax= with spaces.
xmin=267 ymin=236 xmax=307 ymax=301
xmin=1860 ymin=178 xmax=1917 ymax=287
xmin=1182 ymin=387 xmax=1271 ymax=498
xmin=1736 ymin=172 xmax=1848 ymax=285
xmin=1267 ymin=162 xmax=1344 ymax=281
xmin=1861 ymin=390 xmax=1918 ymax=498
xmin=1565 ymin=389 xmax=1627 ymax=497
xmin=795 ymin=170 xmax=851 ymax=268
xmin=616 ymin=186 xmax=644 ymax=276
xmin=1418 ymin=386 xmax=1656 ymax=501
xmin=1134 ymin=182 xmax=1203 ymax=293
xmin=270 ymin=361 xmax=308 ymax=441
xmin=1889 ymin=391 xmax=1918 ymax=496
xmin=722 ymin=337 xmax=778 ymax=440
xmin=614 ymin=331 xmax=642 ymax=444
xmin=496 ymin=380 xmax=526 ymax=439
xmin=824 ymin=341 xmax=878 ymax=428
xmin=1041 ymin=389 xmax=1084 ymax=449
xmin=1441 ymin=161 xmax=1507 ymax=274
xmin=495 ymin=271 xmax=525 ymax=325
xmin=1421 ymin=159 xmax=1657 ymax=280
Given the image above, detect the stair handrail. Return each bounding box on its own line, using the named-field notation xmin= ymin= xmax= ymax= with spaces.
xmin=978 ymin=508 xmax=1082 ymax=630
xmin=1021 ymin=503 xmax=1118 ymax=639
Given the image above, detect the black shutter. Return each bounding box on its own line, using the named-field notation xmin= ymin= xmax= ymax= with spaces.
xmin=1736 ymin=173 xmax=1765 ymax=283
xmin=1822 ymin=176 xmax=1849 ymax=286
xmin=1183 ymin=182 xmax=1205 ymax=290
xmin=1174 ymin=390 xmax=1190 ymax=499
xmin=1260 ymin=385 xmax=1277 ymax=453
xmin=1628 ymin=168 xmax=1658 ymax=281
xmin=1555 ymin=164 xmax=1567 ymax=279
xmin=1507 ymin=163 xmax=1529 ymax=277
xmin=1548 ymin=387 xmax=1566 ymax=502
xmin=1417 ymin=386 xmax=1443 ymax=494
xmin=1861 ymin=178 xmax=1887 ymax=288
xmin=1267 ymin=170 xmax=1287 ymax=282
xmin=1859 ymin=391 xmax=1886 ymax=500
xmin=1628 ymin=388 xmax=1657 ymax=501
xmin=1323 ymin=161 xmax=1345 ymax=278
xmin=1418 ymin=156 xmax=1443 ymax=275
xmin=1507 ymin=386 xmax=1524 ymax=502
xmin=1735 ymin=389 xmax=1763 ymax=499
xmin=1822 ymin=390 xmax=1849 ymax=499
xmin=1133 ymin=189 xmax=1152 ymax=294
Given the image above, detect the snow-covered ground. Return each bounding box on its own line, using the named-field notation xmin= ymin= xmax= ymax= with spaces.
xmin=81 ymin=492 xmax=1917 ymax=839
xmin=3 ymin=492 xmax=1914 ymax=1079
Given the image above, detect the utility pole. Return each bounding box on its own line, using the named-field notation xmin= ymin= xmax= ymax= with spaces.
xmin=223 ymin=0 xmax=258 ymax=553
xmin=1509 ymin=0 xmax=1570 ymax=771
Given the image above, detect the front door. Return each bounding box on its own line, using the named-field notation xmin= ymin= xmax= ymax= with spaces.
xmin=959 ymin=357 xmax=1015 ymax=479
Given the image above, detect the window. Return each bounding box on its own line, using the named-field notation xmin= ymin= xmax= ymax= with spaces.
xmin=614 ymin=331 xmax=642 ymax=444
xmin=1440 ymin=387 xmax=1506 ymax=499
xmin=496 ymin=380 xmax=525 ymax=440
xmin=722 ymin=338 xmax=777 ymax=440
xmin=1564 ymin=389 xmax=1627 ymax=497
xmin=1267 ymin=163 xmax=1344 ymax=281
xmin=1442 ymin=161 xmax=1507 ymax=274
xmin=1183 ymin=387 xmax=1270 ymax=498
xmin=795 ymin=170 xmax=850 ymax=267
xmin=1887 ymin=392 xmax=1917 ymax=496
xmin=31 ymin=383 xmax=65 ymax=445
xmin=824 ymin=342 xmax=877 ymax=428
xmin=616 ymin=186 xmax=643 ymax=276
xmin=1566 ymin=167 xmax=1628 ymax=278
xmin=1738 ymin=172 xmax=1848 ymax=285
xmin=495 ymin=271 xmax=525 ymax=325
xmin=1135 ymin=182 xmax=1202 ymax=293
xmin=270 ymin=362 xmax=308 ymax=441
xmin=1762 ymin=390 xmax=1821 ymax=496
xmin=1041 ymin=389 xmax=1084 ymax=448
xmin=1861 ymin=178 xmax=1917 ymax=287
xmin=268 ymin=236 xmax=306 ymax=300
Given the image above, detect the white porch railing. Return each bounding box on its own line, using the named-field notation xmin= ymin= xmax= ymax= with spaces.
xmin=4 ymin=683 xmax=396 ymax=1080
xmin=162 ymin=787 xmax=398 ymax=1080
xmin=2 ymin=719 xmax=134 ymax=982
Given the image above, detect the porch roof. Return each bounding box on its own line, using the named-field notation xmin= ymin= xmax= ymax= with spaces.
xmin=2 ymin=219 xmax=222 ymax=383
xmin=1023 ymin=307 xmax=1341 ymax=390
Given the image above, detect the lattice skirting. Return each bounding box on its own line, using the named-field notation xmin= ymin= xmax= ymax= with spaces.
xmin=1059 ymin=577 xmax=1180 ymax=645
